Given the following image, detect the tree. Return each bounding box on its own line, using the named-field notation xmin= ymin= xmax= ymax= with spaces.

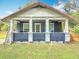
xmin=64 ymin=0 xmax=79 ymax=13
xmin=64 ymin=3 xmax=71 ymax=13
xmin=0 ymin=20 xmax=4 ymax=31
xmin=0 ymin=20 xmax=9 ymax=31
xmin=1 ymin=23 xmax=9 ymax=31
xmin=69 ymin=12 xmax=79 ymax=33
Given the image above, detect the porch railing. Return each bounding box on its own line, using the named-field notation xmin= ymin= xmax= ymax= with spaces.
xmin=33 ymin=32 xmax=45 ymax=41
xmin=13 ymin=32 xmax=65 ymax=42
xmin=50 ymin=32 xmax=65 ymax=41
xmin=13 ymin=32 xmax=28 ymax=41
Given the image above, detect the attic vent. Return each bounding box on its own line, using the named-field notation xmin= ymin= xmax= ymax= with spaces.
xmin=33 ymin=5 xmax=45 ymax=8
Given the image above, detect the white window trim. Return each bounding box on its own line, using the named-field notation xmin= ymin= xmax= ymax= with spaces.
xmin=23 ymin=23 xmax=29 ymax=32
xmin=49 ymin=23 xmax=54 ymax=32
xmin=35 ymin=23 xmax=41 ymax=32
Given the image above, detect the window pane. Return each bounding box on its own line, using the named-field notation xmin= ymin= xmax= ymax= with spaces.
xmin=23 ymin=23 xmax=29 ymax=32
xmin=49 ymin=23 xmax=54 ymax=32
xmin=36 ymin=25 xmax=40 ymax=32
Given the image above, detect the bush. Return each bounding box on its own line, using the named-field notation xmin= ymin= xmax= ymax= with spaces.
xmin=0 ymin=21 xmax=4 ymax=31
xmin=1 ymin=23 xmax=9 ymax=31
xmin=72 ymin=25 xmax=79 ymax=33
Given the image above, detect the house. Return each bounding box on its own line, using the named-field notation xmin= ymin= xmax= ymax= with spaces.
xmin=2 ymin=2 xmax=75 ymax=43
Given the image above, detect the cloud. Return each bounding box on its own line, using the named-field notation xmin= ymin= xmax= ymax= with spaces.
xmin=0 ymin=11 xmax=14 ymax=19
xmin=6 ymin=11 xmax=13 ymax=14
xmin=53 ymin=1 xmax=65 ymax=12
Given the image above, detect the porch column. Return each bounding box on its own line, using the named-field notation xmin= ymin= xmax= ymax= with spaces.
xmin=9 ymin=19 xmax=13 ymax=43
xmin=64 ymin=19 xmax=70 ymax=42
xmin=29 ymin=19 xmax=33 ymax=42
xmin=64 ymin=20 xmax=68 ymax=32
xmin=45 ymin=19 xmax=50 ymax=42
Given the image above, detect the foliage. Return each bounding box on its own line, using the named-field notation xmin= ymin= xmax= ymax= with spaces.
xmin=13 ymin=21 xmax=17 ymax=31
xmin=71 ymin=12 xmax=79 ymax=19
xmin=1 ymin=23 xmax=9 ymax=31
xmin=64 ymin=3 xmax=71 ymax=13
xmin=0 ymin=21 xmax=4 ymax=31
xmin=72 ymin=25 xmax=79 ymax=33
xmin=0 ymin=20 xmax=9 ymax=31
xmin=64 ymin=0 xmax=79 ymax=13
xmin=69 ymin=12 xmax=79 ymax=33
xmin=0 ymin=21 xmax=17 ymax=31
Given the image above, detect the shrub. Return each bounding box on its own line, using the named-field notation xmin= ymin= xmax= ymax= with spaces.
xmin=1 ymin=23 xmax=9 ymax=31
xmin=72 ymin=25 xmax=79 ymax=33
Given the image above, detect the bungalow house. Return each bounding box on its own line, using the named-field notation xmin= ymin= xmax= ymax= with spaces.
xmin=2 ymin=2 xmax=75 ymax=43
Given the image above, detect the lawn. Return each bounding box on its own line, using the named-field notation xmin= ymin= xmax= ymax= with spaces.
xmin=0 ymin=43 xmax=79 ymax=59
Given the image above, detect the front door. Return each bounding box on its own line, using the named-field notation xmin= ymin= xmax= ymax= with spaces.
xmin=35 ymin=23 xmax=41 ymax=32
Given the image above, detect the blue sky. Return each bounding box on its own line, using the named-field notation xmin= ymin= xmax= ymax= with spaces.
xmin=0 ymin=0 xmax=68 ymax=18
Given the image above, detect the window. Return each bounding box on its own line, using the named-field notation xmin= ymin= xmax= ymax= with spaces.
xmin=35 ymin=23 xmax=41 ymax=32
xmin=49 ymin=23 xmax=54 ymax=32
xmin=23 ymin=23 xmax=29 ymax=32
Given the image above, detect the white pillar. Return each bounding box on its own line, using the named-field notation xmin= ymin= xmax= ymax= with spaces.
xmin=28 ymin=19 xmax=33 ymax=42
xmin=45 ymin=19 xmax=50 ymax=42
xmin=64 ymin=20 xmax=68 ymax=32
xmin=9 ymin=19 xmax=13 ymax=43
xmin=64 ymin=19 xmax=70 ymax=42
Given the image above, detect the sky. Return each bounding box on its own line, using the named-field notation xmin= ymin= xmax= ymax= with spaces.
xmin=0 ymin=0 xmax=69 ymax=18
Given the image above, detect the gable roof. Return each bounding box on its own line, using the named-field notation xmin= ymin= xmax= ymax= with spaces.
xmin=2 ymin=2 xmax=75 ymax=21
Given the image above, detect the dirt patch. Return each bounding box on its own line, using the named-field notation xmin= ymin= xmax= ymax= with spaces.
xmin=0 ymin=31 xmax=7 ymax=34
xmin=70 ymin=32 xmax=79 ymax=42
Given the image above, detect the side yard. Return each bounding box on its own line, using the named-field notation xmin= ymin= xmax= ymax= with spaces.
xmin=0 ymin=43 xmax=79 ymax=59
xmin=0 ymin=32 xmax=6 ymax=39
xmin=0 ymin=32 xmax=7 ymax=44
xmin=70 ymin=32 xmax=79 ymax=41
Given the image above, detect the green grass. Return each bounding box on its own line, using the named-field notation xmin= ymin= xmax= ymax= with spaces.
xmin=0 ymin=43 xmax=79 ymax=59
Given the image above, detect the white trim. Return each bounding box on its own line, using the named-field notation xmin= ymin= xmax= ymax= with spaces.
xmin=64 ymin=19 xmax=68 ymax=32
xmin=14 ymin=18 xmax=66 ymax=20
xmin=46 ymin=19 xmax=49 ymax=32
xmin=9 ymin=19 xmax=13 ymax=43
xmin=65 ymin=19 xmax=69 ymax=32
xmin=28 ymin=19 xmax=33 ymax=42
xmin=45 ymin=19 xmax=50 ymax=42
xmin=64 ymin=19 xmax=70 ymax=42
xmin=35 ymin=23 xmax=41 ymax=32
xmin=65 ymin=33 xmax=70 ymax=42
xmin=10 ymin=20 xmax=13 ymax=33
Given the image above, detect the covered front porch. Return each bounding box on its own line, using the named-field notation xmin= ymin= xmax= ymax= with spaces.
xmin=9 ymin=17 xmax=70 ymax=42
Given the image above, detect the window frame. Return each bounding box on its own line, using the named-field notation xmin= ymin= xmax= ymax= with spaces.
xmin=49 ymin=23 xmax=54 ymax=32
xmin=35 ymin=23 xmax=41 ymax=32
xmin=23 ymin=23 xmax=29 ymax=32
